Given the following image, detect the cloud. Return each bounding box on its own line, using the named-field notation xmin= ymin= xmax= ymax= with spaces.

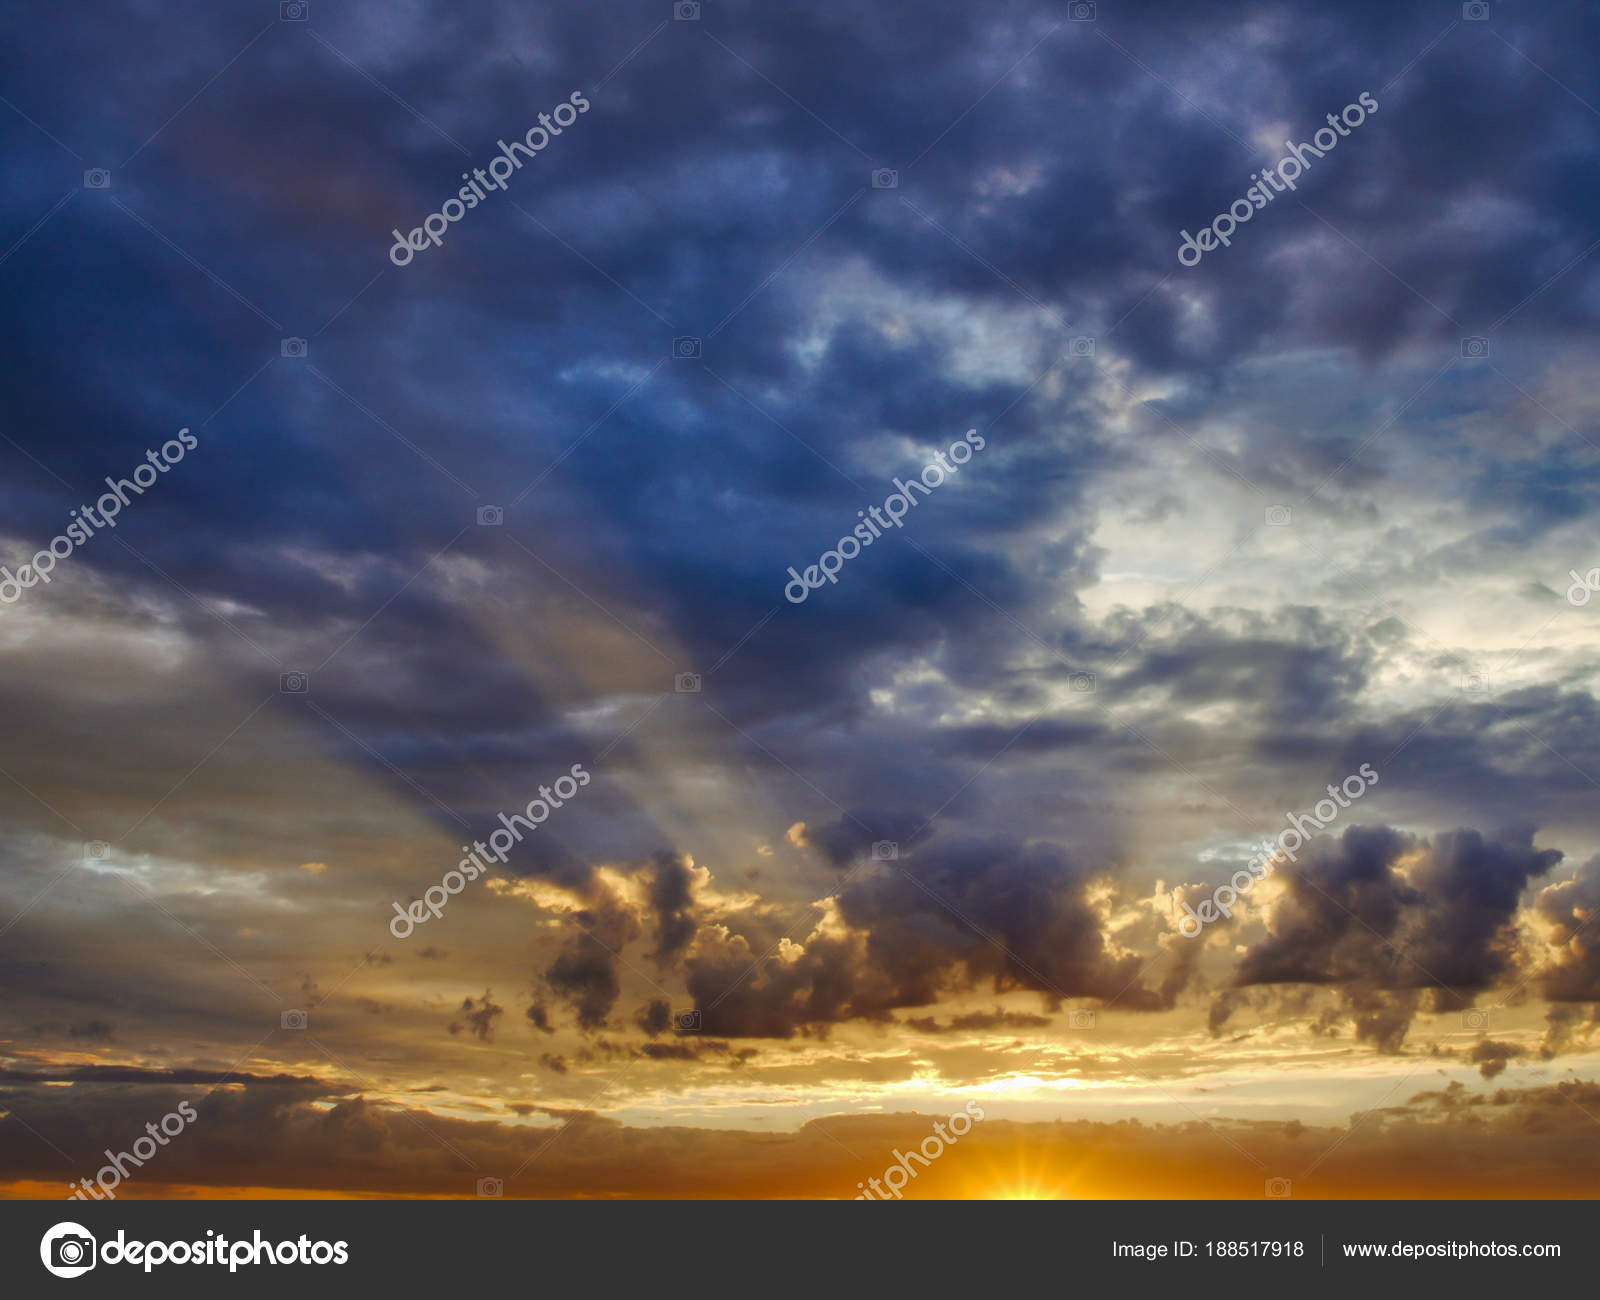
xmin=1466 ymin=1039 xmax=1523 ymax=1080
xmin=1229 ymin=827 xmax=1563 ymax=1050
xmin=904 ymin=1007 xmax=1053 ymax=1034
xmin=0 ymin=1064 xmax=326 ymax=1087
xmin=66 ymin=1020 xmax=114 ymax=1041
xmin=804 ymin=809 xmax=933 ymax=868
xmin=5 ymin=1074 xmax=1600 ymax=1199
xmin=685 ymin=835 xmax=1189 ymax=1038
xmin=3 ymin=0 xmax=1600 ymax=1193
xmin=1534 ymin=854 xmax=1600 ymax=1002
xmin=633 ymin=999 xmax=672 ymax=1038
xmin=1236 ymin=827 xmax=1559 ymax=995
xmin=542 ymin=881 xmax=643 ymax=1031
xmin=448 ymin=992 xmax=503 ymax=1041
xmin=645 ymin=852 xmax=698 ymax=964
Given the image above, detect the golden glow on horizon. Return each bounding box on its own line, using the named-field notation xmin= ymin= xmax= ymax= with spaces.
xmin=985 ymin=1180 xmax=1065 ymax=1200
xmin=968 ymin=1141 xmax=1087 ymax=1201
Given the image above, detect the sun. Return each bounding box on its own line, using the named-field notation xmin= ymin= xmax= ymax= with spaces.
xmin=968 ymin=1142 xmax=1090 ymax=1200
xmin=986 ymin=1178 xmax=1066 ymax=1200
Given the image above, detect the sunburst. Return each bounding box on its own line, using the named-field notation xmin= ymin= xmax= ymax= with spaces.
xmin=986 ymin=1177 xmax=1065 ymax=1200
xmin=970 ymin=1142 xmax=1094 ymax=1200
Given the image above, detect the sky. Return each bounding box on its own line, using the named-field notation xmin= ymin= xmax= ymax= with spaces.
xmin=2 ymin=0 xmax=1600 ymax=1200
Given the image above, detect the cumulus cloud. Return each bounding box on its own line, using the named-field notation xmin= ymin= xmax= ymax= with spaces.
xmin=1535 ymin=854 xmax=1600 ymax=1002
xmin=3 ymin=0 xmax=1600 ymax=1197
xmin=542 ymin=881 xmax=644 ymax=1031
xmin=684 ymin=835 xmax=1190 ymax=1038
xmin=1236 ymin=828 xmax=1559 ymax=993
xmin=645 ymin=852 xmax=699 ymax=965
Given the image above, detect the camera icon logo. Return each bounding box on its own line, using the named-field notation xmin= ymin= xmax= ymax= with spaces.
xmin=82 ymin=169 xmax=111 ymax=189
xmin=870 ymin=840 xmax=899 ymax=861
xmin=476 ymin=1176 xmax=504 ymax=1197
xmin=1463 ymin=1007 xmax=1491 ymax=1031
xmin=871 ymin=168 xmax=899 ymax=189
xmin=1068 ymin=1 xmax=1097 ymax=20
xmin=1462 ymin=671 xmax=1490 ymax=693
xmin=280 ymin=670 xmax=310 ymax=695
xmin=477 ymin=505 xmax=504 ymax=526
xmin=281 ymin=1009 xmax=308 ymax=1029
xmin=1265 ymin=1177 xmax=1292 ymax=1198
xmin=1067 ymin=336 xmax=1096 ymax=357
xmin=674 ymin=1 xmax=701 ymax=19
xmin=280 ymin=0 xmax=310 ymax=19
xmin=1461 ymin=336 xmax=1489 ymax=358
xmin=1069 ymin=1009 xmax=1096 ymax=1029
xmin=280 ymin=337 xmax=308 ymax=359
xmin=41 ymin=1222 xmax=97 ymax=1278
xmin=1462 ymin=1 xmax=1489 ymax=20
xmin=673 ymin=335 xmax=702 ymax=359
xmin=675 ymin=1010 xmax=702 ymax=1031
xmin=1069 ymin=671 xmax=1096 ymax=694
xmin=674 ymin=672 xmax=701 ymax=693
xmin=84 ymin=840 xmax=111 ymax=861
xmin=1265 ymin=505 xmax=1292 ymax=526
